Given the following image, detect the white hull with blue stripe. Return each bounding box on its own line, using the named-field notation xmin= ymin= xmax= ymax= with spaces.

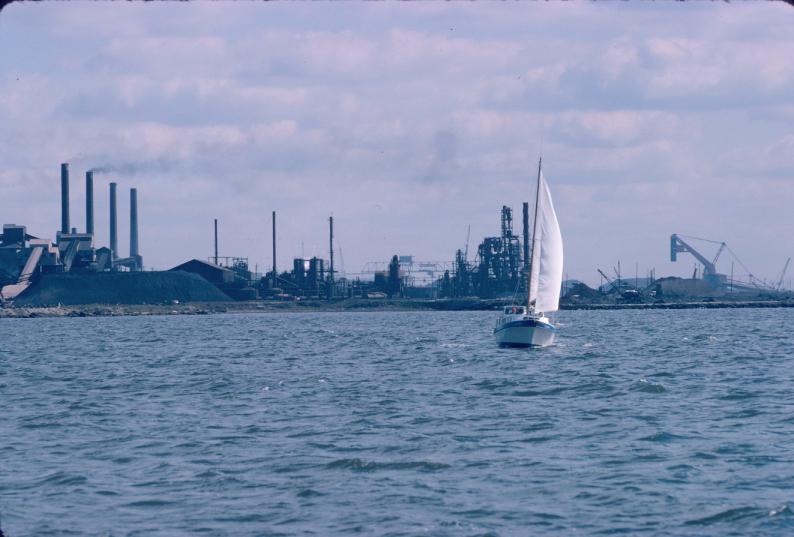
xmin=494 ymin=310 xmax=556 ymax=347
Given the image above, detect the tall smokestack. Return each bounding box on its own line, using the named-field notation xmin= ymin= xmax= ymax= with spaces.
xmin=522 ymin=201 xmax=530 ymax=275
xmin=86 ymin=171 xmax=94 ymax=235
xmin=130 ymin=188 xmax=139 ymax=259
xmin=60 ymin=163 xmax=70 ymax=234
xmin=109 ymin=182 xmax=118 ymax=259
xmin=214 ymin=218 xmax=219 ymax=265
xmin=272 ymin=211 xmax=277 ymax=287
xmin=329 ymin=216 xmax=334 ymax=299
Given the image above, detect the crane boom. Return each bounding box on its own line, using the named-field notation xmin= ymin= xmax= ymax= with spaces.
xmin=776 ymin=257 xmax=790 ymax=290
xmin=670 ymin=234 xmax=717 ymax=276
xmin=712 ymin=242 xmax=727 ymax=265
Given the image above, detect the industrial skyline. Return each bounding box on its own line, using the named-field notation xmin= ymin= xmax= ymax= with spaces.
xmin=1 ymin=3 xmax=792 ymax=285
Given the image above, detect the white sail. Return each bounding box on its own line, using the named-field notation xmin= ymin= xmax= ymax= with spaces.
xmin=528 ymin=170 xmax=563 ymax=313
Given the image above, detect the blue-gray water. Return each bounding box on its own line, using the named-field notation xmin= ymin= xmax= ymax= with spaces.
xmin=1 ymin=309 xmax=793 ymax=536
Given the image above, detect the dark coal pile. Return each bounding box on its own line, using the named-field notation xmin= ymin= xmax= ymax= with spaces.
xmin=14 ymin=271 xmax=230 ymax=306
xmin=563 ymin=282 xmax=601 ymax=299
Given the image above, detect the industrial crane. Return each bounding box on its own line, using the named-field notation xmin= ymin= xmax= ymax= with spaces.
xmin=598 ymin=267 xmax=640 ymax=300
xmin=670 ymin=234 xmax=726 ymax=279
xmin=776 ymin=257 xmax=790 ymax=291
xmin=670 ymin=234 xmax=771 ymax=289
xmin=597 ymin=268 xmax=613 ymax=284
xmin=597 ymin=268 xmax=614 ymax=292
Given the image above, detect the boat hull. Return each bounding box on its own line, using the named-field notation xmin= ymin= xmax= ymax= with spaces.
xmin=494 ymin=318 xmax=556 ymax=347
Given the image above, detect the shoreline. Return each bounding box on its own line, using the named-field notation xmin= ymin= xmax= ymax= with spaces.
xmin=2 ymin=298 xmax=794 ymax=318
xmin=561 ymin=300 xmax=794 ymax=311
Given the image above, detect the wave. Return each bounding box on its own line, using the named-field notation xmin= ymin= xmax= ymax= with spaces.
xmin=296 ymin=488 xmax=325 ymax=498
xmin=638 ymin=431 xmax=688 ymax=443
xmin=631 ymin=378 xmax=667 ymax=393
xmin=325 ymin=458 xmax=450 ymax=473
xmin=685 ymin=504 xmax=791 ymax=526
xmin=34 ymin=471 xmax=88 ymax=487
xmin=123 ymin=498 xmax=178 ymax=508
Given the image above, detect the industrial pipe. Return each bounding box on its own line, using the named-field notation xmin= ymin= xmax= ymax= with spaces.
xmin=61 ymin=163 xmax=69 ymax=234
xmin=272 ymin=211 xmax=277 ymax=288
xmin=130 ymin=188 xmax=138 ymax=259
xmin=110 ymin=182 xmax=118 ymax=259
xmin=86 ymin=171 xmax=94 ymax=235
xmin=329 ymin=216 xmax=334 ymax=299
xmin=214 ymin=218 xmax=219 ymax=265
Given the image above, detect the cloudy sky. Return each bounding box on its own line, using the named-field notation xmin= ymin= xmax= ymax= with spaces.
xmin=1 ymin=2 xmax=792 ymax=286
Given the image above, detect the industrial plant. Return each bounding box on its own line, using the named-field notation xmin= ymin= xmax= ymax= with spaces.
xmin=1 ymin=163 xmax=143 ymax=301
xmin=1 ymin=162 xmax=790 ymax=309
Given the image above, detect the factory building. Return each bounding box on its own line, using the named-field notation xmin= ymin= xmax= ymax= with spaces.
xmin=54 ymin=163 xmax=143 ymax=272
xmin=290 ymin=257 xmax=326 ymax=297
xmin=0 ymin=225 xmax=60 ymax=300
xmin=0 ymin=163 xmax=144 ymax=302
xmin=440 ymin=204 xmax=530 ymax=299
xmin=474 ymin=205 xmax=524 ymax=298
xmin=170 ymin=259 xmax=236 ymax=286
xmin=170 ymin=258 xmax=259 ymax=301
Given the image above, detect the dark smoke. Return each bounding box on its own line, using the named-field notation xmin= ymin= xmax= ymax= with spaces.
xmin=88 ymin=158 xmax=175 ymax=176
xmin=422 ymin=130 xmax=459 ymax=183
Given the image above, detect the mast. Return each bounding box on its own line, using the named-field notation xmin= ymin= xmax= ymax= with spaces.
xmin=528 ymin=157 xmax=542 ymax=311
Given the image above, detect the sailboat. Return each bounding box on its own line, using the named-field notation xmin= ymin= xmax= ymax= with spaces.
xmin=494 ymin=158 xmax=563 ymax=347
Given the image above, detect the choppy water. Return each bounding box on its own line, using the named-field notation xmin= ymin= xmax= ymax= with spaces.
xmin=1 ymin=309 xmax=793 ymax=536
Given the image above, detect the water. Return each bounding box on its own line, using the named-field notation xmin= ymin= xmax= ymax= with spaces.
xmin=1 ymin=309 xmax=793 ymax=536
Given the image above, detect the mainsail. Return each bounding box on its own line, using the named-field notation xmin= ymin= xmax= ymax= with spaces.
xmin=528 ymin=168 xmax=563 ymax=313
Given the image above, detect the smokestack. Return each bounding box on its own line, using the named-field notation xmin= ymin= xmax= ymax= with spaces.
xmin=272 ymin=211 xmax=277 ymax=287
xmin=214 ymin=218 xmax=219 ymax=265
xmin=130 ymin=188 xmax=139 ymax=258
xmin=522 ymin=201 xmax=530 ymax=275
xmin=60 ymin=163 xmax=69 ymax=234
xmin=110 ymin=182 xmax=118 ymax=259
xmin=329 ymin=216 xmax=334 ymax=299
xmin=86 ymin=171 xmax=94 ymax=235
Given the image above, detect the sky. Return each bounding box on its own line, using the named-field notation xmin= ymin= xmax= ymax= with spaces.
xmin=1 ymin=2 xmax=793 ymax=286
